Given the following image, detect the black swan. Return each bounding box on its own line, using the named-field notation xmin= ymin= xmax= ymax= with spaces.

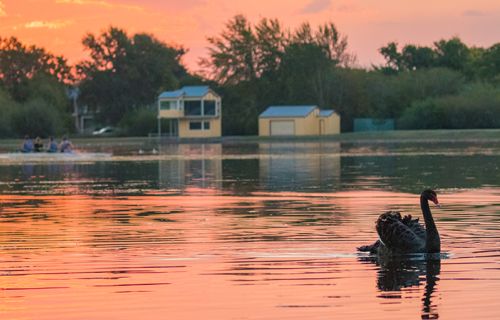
xmin=358 ymin=189 xmax=441 ymax=254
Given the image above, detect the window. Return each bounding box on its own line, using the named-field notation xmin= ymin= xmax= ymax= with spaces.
xmin=189 ymin=121 xmax=202 ymax=130
xmin=160 ymin=101 xmax=170 ymax=110
xmin=204 ymin=100 xmax=216 ymax=115
xmin=185 ymin=100 xmax=202 ymax=115
xmin=189 ymin=121 xmax=210 ymax=130
xmin=160 ymin=101 xmax=176 ymax=110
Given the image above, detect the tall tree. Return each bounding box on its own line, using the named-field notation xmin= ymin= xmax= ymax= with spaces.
xmin=293 ymin=22 xmax=315 ymax=44
xmin=203 ymin=15 xmax=353 ymax=85
xmin=77 ymin=27 xmax=187 ymax=124
xmin=315 ymin=22 xmax=355 ymax=66
xmin=254 ymin=18 xmax=288 ymax=77
xmin=379 ymin=38 xmax=471 ymax=73
xmin=278 ymin=43 xmax=332 ymax=105
xmin=434 ymin=37 xmax=470 ymax=71
xmin=202 ymin=15 xmax=257 ymax=84
xmin=292 ymin=22 xmax=354 ymax=66
xmin=478 ymin=44 xmax=500 ymax=81
xmin=0 ymin=36 xmax=71 ymax=101
xmin=379 ymin=42 xmax=403 ymax=72
xmin=401 ymin=45 xmax=436 ymax=70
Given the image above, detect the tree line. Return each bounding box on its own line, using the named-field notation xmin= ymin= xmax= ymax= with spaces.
xmin=1 ymin=15 xmax=500 ymax=138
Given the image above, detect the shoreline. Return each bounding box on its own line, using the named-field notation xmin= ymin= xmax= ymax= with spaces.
xmin=1 ymin=128 xmax=500 ymax=151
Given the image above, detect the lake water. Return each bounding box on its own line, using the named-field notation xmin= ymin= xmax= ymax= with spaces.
xmin=0 ymin=140 xmax=499 ymax=319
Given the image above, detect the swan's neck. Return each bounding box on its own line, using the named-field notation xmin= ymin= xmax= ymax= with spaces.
xmin=421 ymin=195 xmax=440 ymax=253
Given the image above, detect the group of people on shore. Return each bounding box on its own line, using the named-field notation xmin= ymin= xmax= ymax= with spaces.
xmin=21 ymin=135 xmax=74 ymax=153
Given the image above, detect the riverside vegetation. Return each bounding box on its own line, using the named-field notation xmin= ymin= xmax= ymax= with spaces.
xmin=1 ymin=15 xmax=500 ymax=137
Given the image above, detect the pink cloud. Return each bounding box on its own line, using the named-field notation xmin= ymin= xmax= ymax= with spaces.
xmin=301 ymin=0 xmax=331 ymax=14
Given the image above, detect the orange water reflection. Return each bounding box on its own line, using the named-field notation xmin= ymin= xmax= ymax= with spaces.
xmin=0 ymin=188 xmax=500 ymax=319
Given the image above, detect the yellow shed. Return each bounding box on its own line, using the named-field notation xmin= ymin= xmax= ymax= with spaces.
xmin=259 ymin=105 xmax=340 ymax=136
xmin=318 ymin=110 xmax=341 ymax=135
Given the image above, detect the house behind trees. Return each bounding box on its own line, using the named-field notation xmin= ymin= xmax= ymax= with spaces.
xmin=158 ymin=86 xmax=222 ymax=138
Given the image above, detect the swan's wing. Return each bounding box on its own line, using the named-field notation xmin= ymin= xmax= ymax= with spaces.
xmin=402 ymin=214 xmax=426 ymax=240
xmin=376 ymin=211 xmax=424 ymax=252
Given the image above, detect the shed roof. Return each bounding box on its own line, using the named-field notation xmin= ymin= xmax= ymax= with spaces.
xmin=159 ymin=86 xmax=213 ymax=99
xmin=260 ymin=105 xmax=317 ymax=118
xmin=319 ymin=110 xmax=335 ymax=117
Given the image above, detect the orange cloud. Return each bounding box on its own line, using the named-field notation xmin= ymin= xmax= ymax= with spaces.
xmin=55 ymin=0 xmax=144 ymax=11
xmin=0 ymin=1 xmax=5 ymax=16
xmin=24 ymin=20 xmax=73 ymax=29
xmin=2 ymin=0 xmax=500 ymax=72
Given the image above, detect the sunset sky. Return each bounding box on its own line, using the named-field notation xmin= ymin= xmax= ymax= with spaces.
xmin=1 ymin=0 xmax=500 ymax=72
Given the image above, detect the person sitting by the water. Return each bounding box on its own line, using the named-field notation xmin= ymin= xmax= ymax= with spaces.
xmin=34 ymin=136 xmax=43 ymax=152
xmin=21 ymin=135 xmax=34 ymax=153
xmin=59 ymin=136 xmax=74 ymax=153
xmin=47 ymin=136 xmax=58 ymax=153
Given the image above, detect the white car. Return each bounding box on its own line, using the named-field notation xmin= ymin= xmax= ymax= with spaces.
xmin=92 ymin=126 xmax=114 ymax=135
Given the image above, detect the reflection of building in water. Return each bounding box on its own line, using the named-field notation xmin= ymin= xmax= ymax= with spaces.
xmin=158 ymin=144 xmax=222 ymax=190
xmin=259 ymin=142 xmax=340 ymax=191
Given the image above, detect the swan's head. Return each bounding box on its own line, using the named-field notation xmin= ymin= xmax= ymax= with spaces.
xmin=422 ymin=189 xmax=439 ymax=207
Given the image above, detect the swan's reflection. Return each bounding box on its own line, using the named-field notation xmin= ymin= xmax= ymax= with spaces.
xmin=359 ymin=255 xmax=441 ymax=319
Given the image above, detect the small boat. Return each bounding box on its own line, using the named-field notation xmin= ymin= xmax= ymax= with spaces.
xmin=0 ymin=152 xmax=113 ymax=163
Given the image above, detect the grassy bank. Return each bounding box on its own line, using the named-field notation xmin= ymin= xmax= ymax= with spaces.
xmin=328 ymin=128 xmax=500 ymax=142
xmin=1 ymin=129 xmax=500 ymax=151
xmin=223 ymin=128 xmax=500 ymax=143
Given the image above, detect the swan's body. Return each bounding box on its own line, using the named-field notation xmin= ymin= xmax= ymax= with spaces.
xmin=358 ymin=190 xmax=440 ymax=254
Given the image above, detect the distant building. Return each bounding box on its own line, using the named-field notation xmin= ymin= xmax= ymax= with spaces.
xmin=158 ymin=86 xmax=222 ymax=138
xmin=258 ymin=105 xmax=340 ymax=136
xmin=73 ymin=104 xmax=97 ymax=134
xmin=353 ymin=118 xmax=395 ymax=132
xmin=68 ymin=87 xmax=97 ymax=134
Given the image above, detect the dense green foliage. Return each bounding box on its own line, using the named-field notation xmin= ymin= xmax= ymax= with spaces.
xmin=0 ymin=89 xmax=16 ymax=137
xmin=0 ymin=37 xmax=71 ymax=101
xmin=204 ymin=16 xmax=357 ymax=134
xmin=399 ymin=84 xmax=500 ymax=129
xmin=77 ymin=27 xmax=188 ymax=124
xmin=0 ymin=37 xmax=71 ymax=137
xmin=10 ymin=98 xmax=66 ymax=137
xmin=118 ymin=108 xmax=158 ymax=136
xmin=1 ymin=17 xmax=500 ymax=138
xmin=205 ymin=16 xmax=495 ymax=133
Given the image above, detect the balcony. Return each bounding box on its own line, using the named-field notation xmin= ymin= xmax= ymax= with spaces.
xmin=159 ymin=99 xmax=218 ymax=119
xmin=184 ymin=100 xmax=217 ymax=117
xmin=159 ymin=100 xmax=183 ymax=118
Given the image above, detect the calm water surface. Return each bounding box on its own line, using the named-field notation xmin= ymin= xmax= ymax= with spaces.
xmin=0 ymin=141 xmax=500 ymax=319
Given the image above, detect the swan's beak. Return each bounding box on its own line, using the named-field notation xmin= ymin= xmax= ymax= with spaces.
xmin=431 ymin=196 xmax=440 ymax=208
xmin=433 ymin=199 xmax=441 ymax=208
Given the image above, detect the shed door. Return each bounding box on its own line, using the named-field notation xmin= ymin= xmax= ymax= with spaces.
xmin=320 ymin=119 xmax=325 ymax=135
xmin=270 ymin=120 xmax=295 ymax=136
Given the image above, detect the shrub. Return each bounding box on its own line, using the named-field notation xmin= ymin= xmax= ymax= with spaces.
xmin=118 ymin=108 xmax=157 ymax=136
xmin=10 ymin=98 xmax=65 ymax=137
xmin=398 ymin=84 xmax=500 ymax=129
xmin=0 ymin=89 xmax=17 ymax=137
